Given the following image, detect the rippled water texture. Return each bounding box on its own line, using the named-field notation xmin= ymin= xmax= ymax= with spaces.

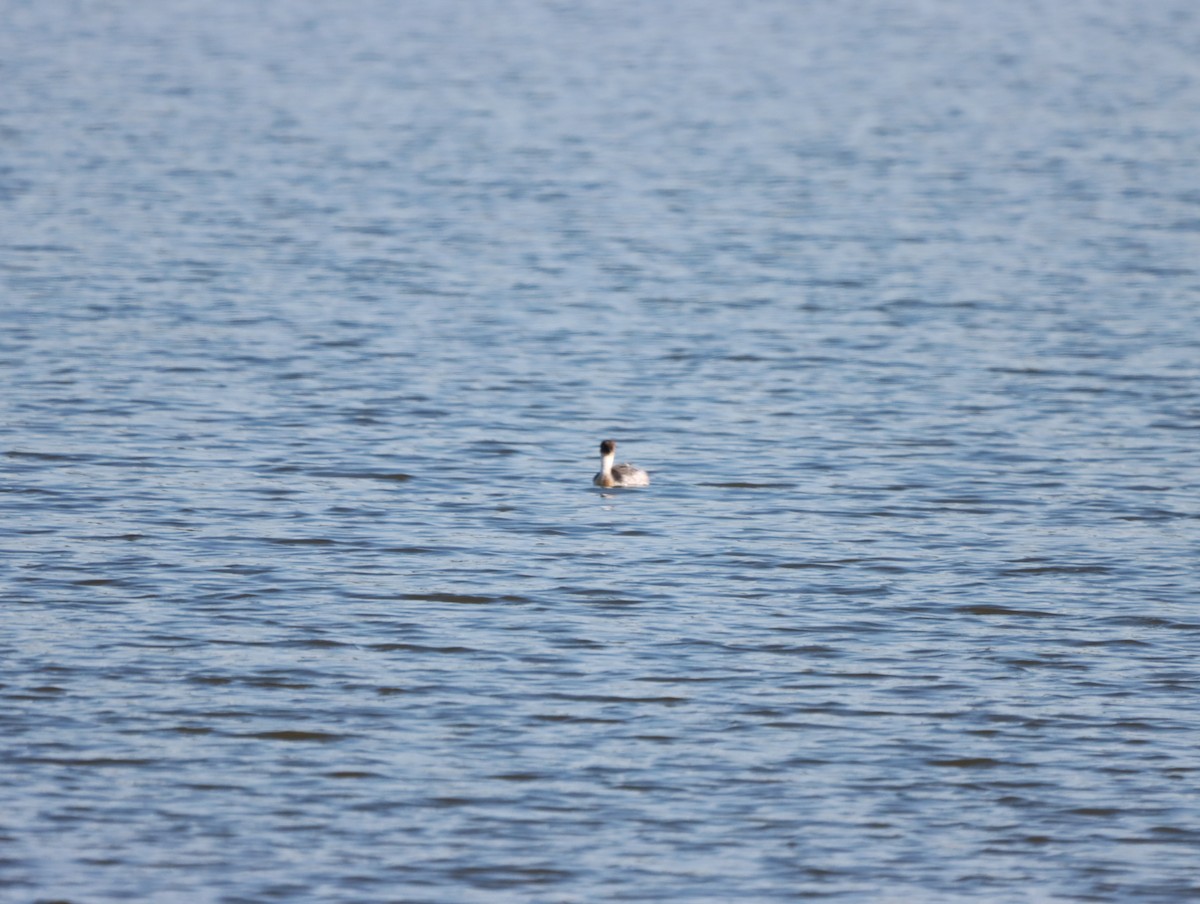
xmin=3 ymin=1 xmax=1200 ymax=901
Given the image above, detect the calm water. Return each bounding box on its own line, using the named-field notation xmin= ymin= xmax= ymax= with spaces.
xmin=3 ymin=1 xmax=1200 ymax=901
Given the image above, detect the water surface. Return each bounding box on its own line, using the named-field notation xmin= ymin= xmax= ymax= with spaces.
xmin=3 ymin=1 xmax=1200 ymax=901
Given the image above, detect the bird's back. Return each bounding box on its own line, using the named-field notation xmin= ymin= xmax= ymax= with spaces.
xmin=610 ymin=462 xmax=650 ymax=487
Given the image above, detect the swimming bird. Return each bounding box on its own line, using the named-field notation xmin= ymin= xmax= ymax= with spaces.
xmin=593 ymin=439 xmax=650 ymax=488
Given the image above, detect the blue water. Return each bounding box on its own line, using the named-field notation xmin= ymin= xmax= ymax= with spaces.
xmin=3 ymin=1 xmax=1200 ymax=901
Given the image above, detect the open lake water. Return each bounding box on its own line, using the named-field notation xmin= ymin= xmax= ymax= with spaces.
xmin=3 ymin=1 xmax=1200 ymax=900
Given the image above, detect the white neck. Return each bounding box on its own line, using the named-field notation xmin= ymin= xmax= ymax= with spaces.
xmin=599 ymin=450 xmax=615 ymax=476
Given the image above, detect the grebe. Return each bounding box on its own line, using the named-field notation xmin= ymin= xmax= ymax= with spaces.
xmin=593 ymin=439 xmax=650 ymax=488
